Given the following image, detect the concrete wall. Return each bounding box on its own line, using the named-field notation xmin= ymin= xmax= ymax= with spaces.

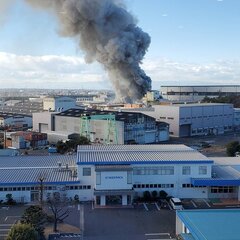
xmin=55 ymin=116 xmax=124 ymax=144
xmin=32 ymin=112 xmax=57 ymax=132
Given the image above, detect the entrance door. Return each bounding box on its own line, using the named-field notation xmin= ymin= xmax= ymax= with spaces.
xmin=31 ymin=191 xmax=39 ymax=202
xmin=106 ymin=195 xmax=122 ymax=205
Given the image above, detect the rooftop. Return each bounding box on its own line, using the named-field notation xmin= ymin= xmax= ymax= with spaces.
xmin=154 ymin=103 xmax=233 ymax=108
xmin=77 ymin=145 xmax=212 ymax=165
xmin=56 ymin=108 xmax=155 ymax=122
xmin=177 ymin=209 xmax=240 ymax=240
xmin=0 ymin=155 xmax=79 ymax=185
xmin=0 ymin=112 xmax=31 ymax=119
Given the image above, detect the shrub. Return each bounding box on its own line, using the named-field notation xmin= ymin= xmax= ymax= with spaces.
xmin=226 ymin=141 xmax=240 ymax=156
xmin=159 ymin=190 xmax=168 ymax=199
xmin=5 ymin=194 xmax=16 ymax=205
xmin=143 ymin=191 xmax=151 ymax=201
xmin=74 ymin=194 xmax=80 ymax=203
xmin=152 ymin=190 xmax=158 ymax=200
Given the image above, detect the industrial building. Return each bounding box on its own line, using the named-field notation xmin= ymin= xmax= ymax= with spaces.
xmin=1 ymin=145 xmax=240 ymax=206
xmin=129 ymin=103 xmax=234 ymax=137
xmin=161 ymin=85 xmax=240 ymax=102
xmin=43 ymin=96 xmax=77 ymax=111
xmin=0 ymin=112 xmax=32 ymax=130
xmin=33 ymin=108 xmax=169 ymax=144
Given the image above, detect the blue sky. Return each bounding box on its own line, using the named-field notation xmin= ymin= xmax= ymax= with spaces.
xmin=0 ymin=0 xmax=240 ymax=89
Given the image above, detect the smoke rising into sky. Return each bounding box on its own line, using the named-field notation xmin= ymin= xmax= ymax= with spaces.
xmin=21 ymin=0 xmax=151 ymax=102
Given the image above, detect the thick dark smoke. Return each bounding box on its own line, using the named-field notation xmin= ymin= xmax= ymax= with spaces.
xmin=18 ymin=0 xmax=152 ymax=102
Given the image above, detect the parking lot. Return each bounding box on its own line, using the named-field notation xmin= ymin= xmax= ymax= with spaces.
xmin=0 ymin=206 xmax=27 ymax=240
xmin=83 ymin=203 xmax=176 ymax=240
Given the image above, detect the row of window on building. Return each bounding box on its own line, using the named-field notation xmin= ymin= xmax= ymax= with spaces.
xmin=133 ymin=183 xmax=209 ymax=189
xmin=0 ymin=185 xmax=91 ymax=192
xmin=133 ymin=166 xmax=207 ymax=176
xmin=133 ymin=183 xmax=174 ymax=189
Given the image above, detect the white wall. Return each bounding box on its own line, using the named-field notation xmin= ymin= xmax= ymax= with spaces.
xmin=96 ymin=171 xmax=132 ymax=190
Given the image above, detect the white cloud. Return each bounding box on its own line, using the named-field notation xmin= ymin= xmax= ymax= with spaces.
xmin=143 ymin=58 xmax=240 ymax=88
xmin=0 ymin=52 xmax=107 ymax=89
xmin=0 ymin=52 xmax=240 ymax=90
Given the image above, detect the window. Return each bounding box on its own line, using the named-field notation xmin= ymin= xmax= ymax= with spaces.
xmin=158 ymin=166 xmax=174 ymax=175
xmin=127 ymin=171 xmax=132 ymax=184
xmin=182 ymin=184 xmax=193 ymax=188
xmin=96 ymin=172 xmax=101 ymax=185
xmin=211 ymin=186 xmax=235 ymax=193
xmin=182 ymin=166 xmax=191 ymax=175
xmin=83 ymin=167 xmax=91 ymax=176
xmin=199 ymin=166 xmax=207 ymax=175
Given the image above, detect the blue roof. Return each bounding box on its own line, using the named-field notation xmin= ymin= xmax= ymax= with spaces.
xmin=177 ymin=209 xmax=240 ymax=240
xmin=191 ymin=178 xmax=240 ymax=186
xmin=77 ymin=145 xmax=213 ymax=165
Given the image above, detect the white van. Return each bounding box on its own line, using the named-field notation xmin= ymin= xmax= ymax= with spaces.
xmin=169 ymin=198 xmax=183 ymax=210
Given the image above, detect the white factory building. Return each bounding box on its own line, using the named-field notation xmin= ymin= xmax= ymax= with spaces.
xmin=124 ymin=103 xmax=234 ymax=137
xmin=160 ymin=85 xmax=240 ymax=102
xmin=1 ymin=145 xmax=240 ymax=206
xmin=43 ymin=96 xmax=76 ymax=112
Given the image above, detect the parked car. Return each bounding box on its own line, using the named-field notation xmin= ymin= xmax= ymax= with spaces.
xmin=169 ymin=197 xmax=183 ymax=210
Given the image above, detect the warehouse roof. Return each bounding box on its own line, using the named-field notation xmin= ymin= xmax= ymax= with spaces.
xmin=77 ymin=145 xmax=212 ymax=165
xmin=0 ymin=155 xmax=76 ymax=169
xmin=0 ymin=155 xmax=79 ymax=185
xmin=0 ymin=168 xmax=79 ymax=186
xmin=177 ymin=209 xmax=240 ymax=240
xmin=56 ymin=108 xmax=155 ymax=122
xmin=154 ymin=103 xmax=233 ymax=108
xmin=0 ymin=112 xmax=31 ymax=119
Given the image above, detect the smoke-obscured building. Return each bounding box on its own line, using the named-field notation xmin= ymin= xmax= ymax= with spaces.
xmin=160 ymin=85 xmax=240 ymax=102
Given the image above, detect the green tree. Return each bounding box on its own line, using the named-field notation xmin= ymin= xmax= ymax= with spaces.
xmin=6 ymin=223 xmax=38 ymax=240
xmin=151 ymin=190 xmax=158 ymax=200
xmin=67 ymin=135 xmax=90 ymax=151
xmin=21 ymin=205 xmax=47 ymax=239
xmin=143 ymin=191 xmax=151 ymax=202
xmin=159 ymin=190 xmax=168 ymax=199
xmin=5 ymin=194 xmax=16 ymax=205
xmin=56 ymin=140 xmax=68 ymax=154
xmin=226 ymin=141 xmax=240 ymax=156
xmin=56 ymin=136 xmax=90 ymax=154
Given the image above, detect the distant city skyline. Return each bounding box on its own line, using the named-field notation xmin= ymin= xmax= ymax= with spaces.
xmin=0 ymin=0 xmax=240 ymax=90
